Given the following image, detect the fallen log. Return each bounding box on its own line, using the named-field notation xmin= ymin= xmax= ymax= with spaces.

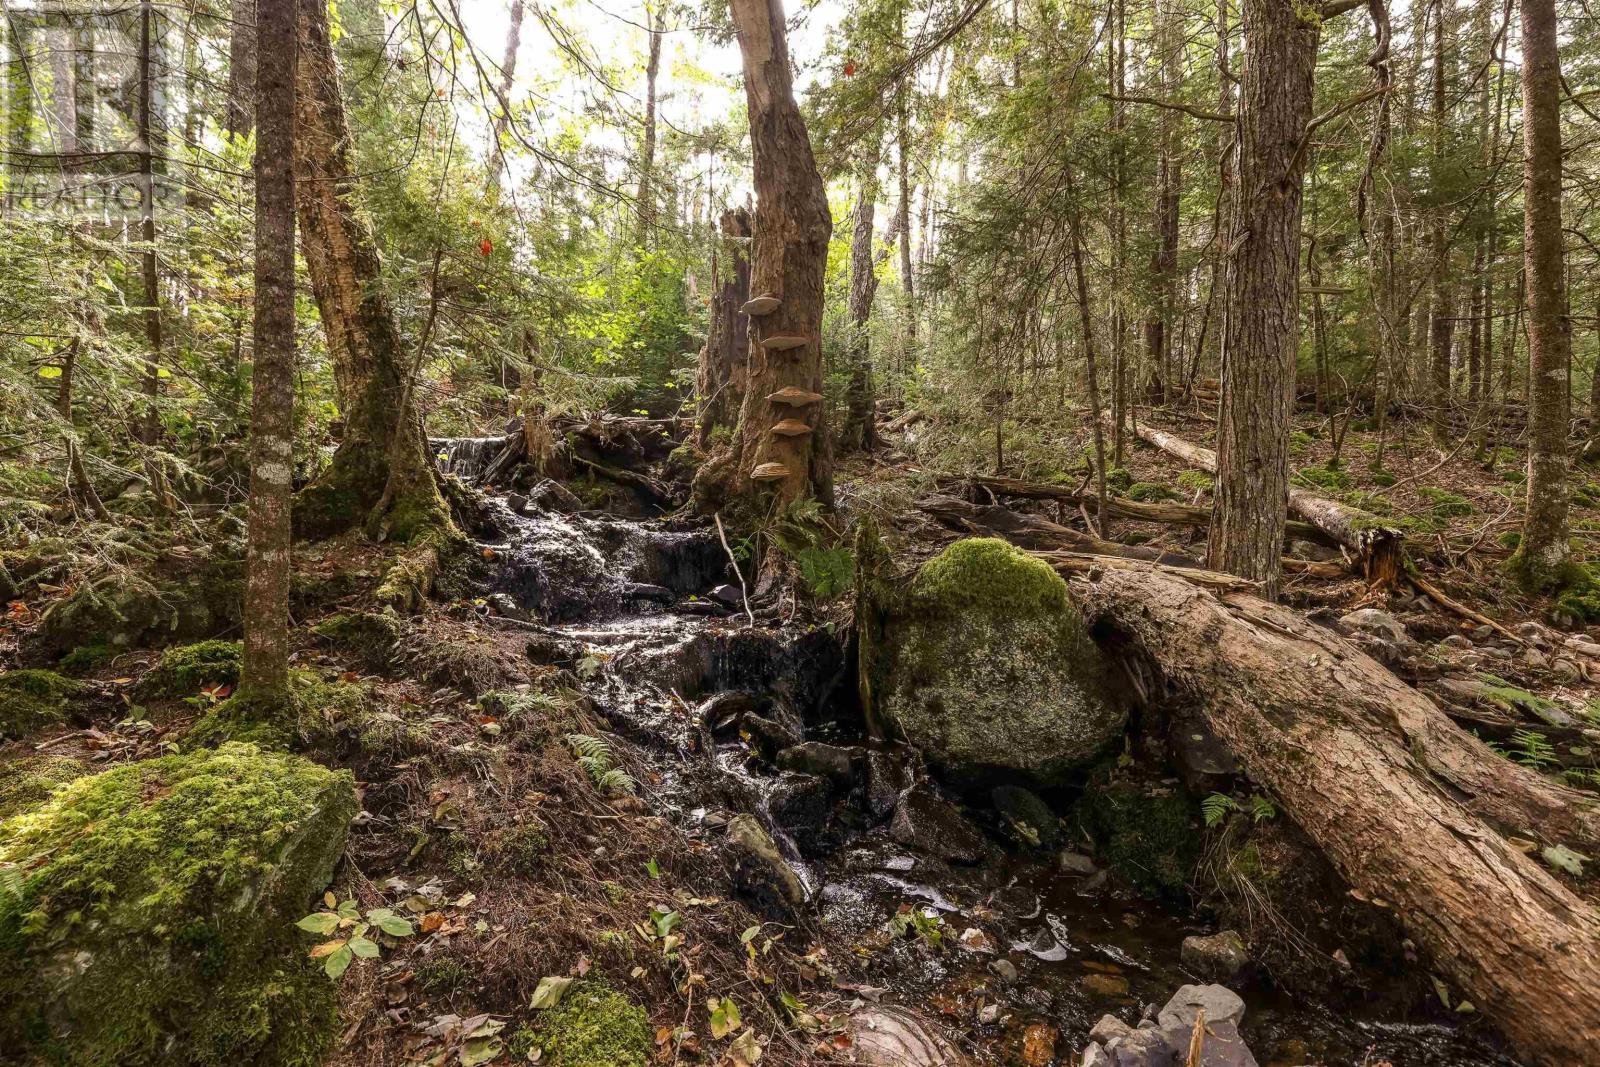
xmin=1071 ymin=566 xmax=1600 ymax=1065
xmin=919 ymin=496 xmax=1348 ymax=580
xmin=943 ymin=473 xmax=1334 ymax=544
xmin=1115 ymin=418 xmax=1405 ymax=587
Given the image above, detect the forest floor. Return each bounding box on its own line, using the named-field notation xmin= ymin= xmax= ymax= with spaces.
xmin=3 ymin=406 xmax=1593 ymax=1066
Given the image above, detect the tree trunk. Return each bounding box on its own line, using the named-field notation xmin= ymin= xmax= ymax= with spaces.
xmin=1144 ymin=0 xmax=1181 ymax=404
xmin=486 ymin=0 xmax=523 ymax=193
xmin=1072 ymin=566 xmax=1600 ymax=1066
xmin=716 ymin=0 xmax=833 ymax=509
xmin=696 ymin=208 xmax=751 ymax=449
xmin=1511 ymin=0 xmax=1573 ymax=587
xmin=636 ymin=5 xmax=662 ymax=244
xmin=226 ymin=0 xmax=256 ymax=137
xmin=1209 ymin=0 xmax=1318 ymax=597
xmin=841 ymin=137 xmax=883 ymax=454
xmin=137 ymin=0 xmax=164 ymax=447
xmin=239 ymin=0 xmax=296 ymax=708
xmin=1428 ymin=0 xmax=1455 ymax=438
xmin=896 ymin=88 xmax=916 ymax=360
xmin=293 ymin=0 xmax=446 ymax=541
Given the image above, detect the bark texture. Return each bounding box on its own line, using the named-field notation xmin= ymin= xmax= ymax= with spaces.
xmin=718 ymin=0 xmax=833 ymax=507
xmin=696 ymin=208 xmax=751 ymax=449
xmin=226 ymin=0 xmax=257 ymax=136
xmin=1209 ymin=0 xmax=1319 ymax=596
xmin=841 ymin=142 xmax=883 ymax=454
xmin=240 ymin=0 xmax=296 ymax=704
xmin=1073 ymin=567 xmax=1600 ymax=1066
xmin=1512 ymin=0 xmax=1572 ymax=585
xmin=293 ymin=0 xmax=445 ymax=540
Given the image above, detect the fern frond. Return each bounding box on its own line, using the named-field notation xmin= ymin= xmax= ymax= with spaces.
xmin=595 ymin=768 xmax=637 ymax=796
xmin=1201 ymin=793 xmax=1240 ymax=828
xmin=567 ymin=733 xmax=612 ymax=762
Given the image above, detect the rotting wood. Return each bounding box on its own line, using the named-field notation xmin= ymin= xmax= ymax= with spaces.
xmin=1113 ymin=415 xmax=1405 ymax=587
xmin=1071 ymin=566 xmax=1600 ymax=1065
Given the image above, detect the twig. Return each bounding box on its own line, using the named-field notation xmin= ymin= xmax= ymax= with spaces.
xmin=1410 ymin=571 xmax=1527 ymax=647
xmin=714 ymin=512 xmax=755 ymax=627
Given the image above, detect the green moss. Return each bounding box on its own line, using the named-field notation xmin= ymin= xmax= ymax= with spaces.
xmin=1125 ymin=481 xmax=1180 ymax=503
xmin=0 ymin=743 xmax=354 ymax=1065
xmin=414 ymin=953 xmax=475 ymax=997
xmin=191 ymin=670 xmax=369 ymax=751
xmin=911 ymin=537 xmax=1072 ymax=617
xmin=1288 ymin=430 xmax=1314 ymax=456
xmin=140 ymin=640 xmax=242 ymax=699
xmin=1076 ymin=776 xmax=1198 ymax=901
xmin=58 ymin=643 xmax=117 ymax=675
xmin=496 ymin=822 xmax=551 ymax=875
xmin=1105 ymin=467 xmax=1134 ymax=492
xmin=1417 ymin=487 xmax=1474 ymax=519
xmin=30 ymin=557 xmax=243 ymax=659
xmin=1175 ymin=470 xmax=1213 ymax=494
xmin=312 ymin=611 xmax=401 ymax=668
xmin=527 ymin=980 xmax=651 ymax=1067
xmin=0 ymin=755 xmax=85 ymax=822
xmin=1368 ymin=468 xmax=1397 ymax=488
xmin=1293 ymin=467 xmax=1351 ymax=492
xmin=1507 ymin=549 xmax=1589 ymax=599
xmin=0 ymin=669 xmax=81 ymax=742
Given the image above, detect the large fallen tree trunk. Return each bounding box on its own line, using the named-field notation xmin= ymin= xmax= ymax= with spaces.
xmin=1071 ymin=566 xmax=1600 ymax=1065
xmin=1116 ymin=418 xmax=1405 ymax=586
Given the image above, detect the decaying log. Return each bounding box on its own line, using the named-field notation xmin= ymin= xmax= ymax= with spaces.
xmin=942 ymin=474 xmax=1334 ymax=544
xmin=1072 ymin=567 xmax=1600 ymax=1065
xmin=919 ymin=496 xmax=1348 ymax=579
xmin=1116 ymin=418 xmax=1405 ymax=587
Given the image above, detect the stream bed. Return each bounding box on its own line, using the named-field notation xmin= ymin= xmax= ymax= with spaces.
xmin=455 ymin=460 xmax=1517 ymax=1067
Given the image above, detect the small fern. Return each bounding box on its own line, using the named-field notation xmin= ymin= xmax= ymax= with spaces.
xmin=566 ymin=733 xmax=637 ymax=796
xmin=0 ymin=864 xmax=25 ymax=907
xmin=1510 ymin=728 xmax=1560 ymax=770
xmin=1202 ymin=793 xmax=1240 ymax=827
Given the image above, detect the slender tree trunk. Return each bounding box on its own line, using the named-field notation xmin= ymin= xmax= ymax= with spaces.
xmin=697 ymin=209 xmax=752 ymax=448
xmin=1209 ymin=0 xmax=1319 ymax=597
xmin=711 ymin=0 xmax=833 ymax=511
xmin=1066 ymin=165 xmax=1111 ymax=538
xmin=842 ymin=135 xmax=884 ymax=454
xmin=137 ymin=1 xmax=164 ymax=447
xmin=1511 ymin=0 xmax=1572 ymax=586
xmin=1144 ymin=0 xmax=1181 ymax=404
xmin=486 ymin=0 xmax=523 ymax=192
xmin=240 ymin=0 xmax=296 ymax=708
xmin=226 ymin=0 xmax=257 ymax=137
xmin=896 ymin=80 xmax=916 ymax=360
xmin=1428 ymin=0 xmax=1455 ymax=439
xmin=636 ymin=4 xmax=661 ymax=244
xmin=293 ymin=0 xmax=446 ymax=541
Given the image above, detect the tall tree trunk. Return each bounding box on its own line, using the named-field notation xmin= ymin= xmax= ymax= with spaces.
xmin=1428 ymin=0 xmax=1455 ymax=439
xmin=697 ymin=208 xmax=751 ymax=449
xmin=1144 ymin=0 xmax=1181 ymax=404
xmin=1209 ymin=0 xmax=1319 ymax=597
xmin=226 ymin=0 xmax=257 ymax=136
xmin=1511 ymin=0 xmax=1573 ymax=587
xmin=293 ymin=0 xmax=446 ymax=541
xmin=896 ymin=83 xmax=916 ymax=360
xmin=240 ymin=0 xmax=296 ymax=709
xmin=486 ymin=0 xmax=523 ymax=192
xmin=636 ymin=4 xmax=661 ymax=244
xmin=1109 ymin=0 xmax=1127 ymax=464
xmin=137 ymin=0 xmax=164 ymax=447
xmin=842 ymin=136 xmax=884 ymax=454
xmin=713 ymin=0 xmax=833 ymax=510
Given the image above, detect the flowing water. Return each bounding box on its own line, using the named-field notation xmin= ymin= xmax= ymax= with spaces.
xmin=442 ymin=442 xmax=1518 ymax=1067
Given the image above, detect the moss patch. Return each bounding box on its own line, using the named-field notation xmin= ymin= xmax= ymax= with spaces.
xmin=1075 ymin=775 xmax=1198 ymax=901
xmin=190 ymin=670 xmax=370 ymax=751
xmin=312 ymin=611 xmax=402 ymax=669
xmin=0 ymin=755 xmax=85 ymax=822
xmin=0 ymin=743 xmax=355 ymax=1065
xmin=0 ymin=669 xmax=82 ymax=742
xmin=525 ymin=980 xmax=651 ymax=1067
xmin=58 ymin=643 xmax=117 ymax=675
xmin=139 ymin=640 xmax=242 ymax=699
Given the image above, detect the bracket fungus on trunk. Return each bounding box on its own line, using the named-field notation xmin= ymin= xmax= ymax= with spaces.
xmin=771 ymin=419 xmax=812 ymax=437
xmin=752 ymin=462 xmax=791 ymax=482
xmin=741 ymin=295 xmax=781 ymax=316
xmin=760 ymin=335 xmax=808 ymax=352
xmin=766 ymin=386 xmax=823 ymax=406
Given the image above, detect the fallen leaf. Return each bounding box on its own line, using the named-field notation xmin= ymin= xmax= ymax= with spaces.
xmin=529 ymin=976 xmax=573 ymax=1010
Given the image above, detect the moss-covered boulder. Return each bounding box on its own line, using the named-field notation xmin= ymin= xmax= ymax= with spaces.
xmin=0 ymin=743 xmax=357 ymax=1065
xmin=138 ymin=640 xmax=242 ymax=699
xmin=861 ymin=538 xmax=1123 ymax=785
xmin=0 ymin=755 xmax=85 ymax=822
xmin=26 ymin=556 xmax=243 ymax=660
xmin=0 ymin=669 xmax=84 ymax=742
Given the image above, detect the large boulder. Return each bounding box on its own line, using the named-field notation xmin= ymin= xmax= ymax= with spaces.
xmin=0 ymin=743 xmax=356 ymax=1065
xmin=862 ymin=537 xmax=1123 ymax=785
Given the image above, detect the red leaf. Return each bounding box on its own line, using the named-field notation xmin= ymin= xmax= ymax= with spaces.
xmin=479 ymin=238 xmax=493 ymax=257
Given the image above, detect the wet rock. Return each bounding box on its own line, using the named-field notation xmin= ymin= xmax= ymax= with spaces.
xmin=1438 ymin=634 xmax=1472 ymax=651
xmin=1089 ymin=1014 xmax=1133 ymax=1045
xmin=506 ymin=492 xmax=530 ymax=514
xmin=724 ymin=813 xmax=805 ymax=909
xmin=710 ymin=583 xmax=745 ymax=607
xmin=1156 ymin=984 xmax=1245 ymax=1031
xmin=1336 ymin=608 xmax=1412 ymax=647
xmin=699 ymin=690 xmax=760 ymax=733
xmin=1167 ymin=713 xmax=1240 ymax=794
xmin=890 ymin=785 xmax=987 ymax=864
xmin=486 ymin=592 xmax=529 ymax=621
xmin=1083 ymin=973 xmax=1131 ymax=997
xmin=624 ymin=582 xmax=675 ymax=603
xmin=990 ymin=958 xmax=1020 ymax=982
xmin=527 ymin=478 xmax=584 ymax=513
xmin=1181 ymin=930 xmax=1249 ymax=979
xmin=742 ymin=711 xmax=803 ymax=759
xmin=992 ymin=784 xmax=1061 ymax=849
xmin=777 ymin=741 xmax=861 ymax=786
xmin=865 ymin=748 xmax=915 ymax=819
xmin=848 ymin=1006 xmax=973 ymax=1066
xmin=1059 ymin=851 xmax=1099 ymax=876
xmin=958 ymin=927 xmax=997 ymax=954
xmin=525 ymin=633 xmax=582 ymax=667
xmin=766 ymin=772 xmax=833 ymax=853
xmin=863 ymin=538 xmax=1124 ymax=786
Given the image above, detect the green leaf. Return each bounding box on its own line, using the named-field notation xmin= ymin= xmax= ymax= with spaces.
xmin=529 ymin=976 xmax=573 ymax=1010
xmin=348 ymin=936 xmax=380 ymax=959
xmin=739 ymin=925 xmax=761 ymax=945
xmin=709 ymin=996 xmax=741 ymax=1039
xmin=296 ymin=912 xmax=339 ymax=935
xmin=324 ymin=945 xmax=354 ymax=980
xmin=651 ymin=908 xmax=681 ymax=938
xmin=645 ymin=858 xmax=661 ymax=879
xmin=458 ymin=1037 xmax=503 ymax=1066
xmin=37 ymin=366 xmax=61 ymax=379
xmin=336 ymin=899 xmax=361 ymax=919
xmin=368 ymin=908 xmax=415 ymax=937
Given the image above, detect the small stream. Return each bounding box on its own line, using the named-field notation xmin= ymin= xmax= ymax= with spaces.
xmin=443 ymin=446 xmax=1516 ymax=1066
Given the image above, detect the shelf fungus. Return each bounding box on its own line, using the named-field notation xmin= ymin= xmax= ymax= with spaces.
xmin=770 ymin=419 xmax=812 ymax=436
xmin=766 ymin=386 xmax=824 ymax=406
xmin=761 ymin=335 xmax=808 ymax=352
xmin=752 ymin=462 xmax=790 ymax=481
xmin=741 ymin=295 xmax=781 ymax=316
